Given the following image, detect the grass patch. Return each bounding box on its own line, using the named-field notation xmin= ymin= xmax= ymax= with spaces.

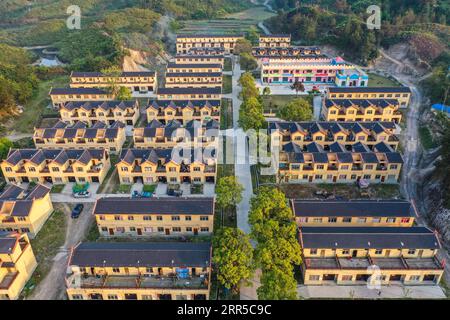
xmin=22 ymin=210 xmax=66 ymax=297
xmin=261 ymin=94 xmax=312 ymax=114
xmin=367 ymin=72 xmax=401 ymax=87
xmin=190 ymin=184 xmax=204 ymax=194
xmin=97 ymin=154 xmax=118 ymax=194
xmin=223 ymin=74 xmax=232 ymax=94
xmin=224 ymin=57 xmax=232 ymax=72
xmin=116 ymin=184 xmax=132 ymax=194
xmin=8 ymin=75 xmax=68 ymax=133
xmin=419 ymin=126 xmax=437 ymax=150
xmin=220 ymin=98 xmax=233 ymax=130
xmin=143 ymin=184 xmax=156 ymax=193
xmin=217 ymin=164 xmax=235 ymax=179
xmin=84 ymin=221 xmax=100 ymax=242
xmin=50 ymin=184 xmax=65 ymax=193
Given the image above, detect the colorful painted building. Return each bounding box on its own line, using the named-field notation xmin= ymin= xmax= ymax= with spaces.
xmin=327 ymin=87 xmax=412 ymax=108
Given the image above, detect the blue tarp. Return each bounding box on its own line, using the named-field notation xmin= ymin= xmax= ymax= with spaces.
xmin=176 ymin=268 xmax=189 ymax=279
xmin=431 ymin=104 xmax=450 ymax=115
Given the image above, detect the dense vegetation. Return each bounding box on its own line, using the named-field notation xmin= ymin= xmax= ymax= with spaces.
xmin=268 ymin=0 xmax=449 ymax=64
xmin=0 ymin=44 xmax=38 ymax=118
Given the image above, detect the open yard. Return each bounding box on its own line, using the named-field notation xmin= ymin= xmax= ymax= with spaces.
xmin=419 ymin=126 xmax=437 ymax=150
xmin=223 ymin=74 xmax=232 ymax=94
xmin=368 ymin=72 xmax=401 ymax=87
xmin=261 ymin=94 xmax=313 ymax=114
xmin=4 ymin=75 xmax=68 ymax=134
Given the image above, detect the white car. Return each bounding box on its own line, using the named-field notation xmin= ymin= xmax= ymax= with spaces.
xmin=73 ymin=191 xmax=91 ymax=198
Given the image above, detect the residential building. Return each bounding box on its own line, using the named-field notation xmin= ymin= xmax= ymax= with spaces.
xmin=327 ymin=87 xmax=412 ymax=108
xmin=258 ymin=34 xmax=291 ymax=47
xmin=117 ymin=147 xmax=217 ymax=184
xmin=323 ymin=99 xmax=402 ymax=123
xmin=49 ymin=88 xmax=113 ymax=108
xmin=0 ymin=184 xmax=53 ymax=238
xmin=260 ymin=56 xmax=368 ymax=87
xmin=252 ymin=46 xmax=322 ymax=59
xmin=277 ymin=141 xmax=403 ymax=184
xmin=269 ymin=121 xmax=400 ymax=151
xmin=291 ymin=199 xmax=415 ymax=228
xmin=146 ymin=100 xmax=220 ymax=124
xmin=176 ymin=34 xmax=244 ymax=54
xmin=165 ymin=72 xmax=223 ymax=88
xmin=134 ymin=119 xmax=219 ymax=149
xmin=66 ymin=242 xmax=211 ymax=300
xmin=33 ymin=121 xmax=126 ymax=154
xmin=93 ymin=197 xmax=214 ymax=237
xmin=299 ymin=227 xmax=444 ymax=285
xmin=157 ymin=87 xmax=222 ymax=100
xmin=59 ymin=100 xmax=140 ymax=126
xmin=69 ymin=71 xmax=157 ymax=97
xmin=187 ymin=47 xmax=225 ymax=56
xmin=166 ymin=63 xmax=222 ymax=73
xmin=0 ymin=232 xmax=37 ymax=300
xmin=1 ymin=149 xmax=111 ymax=184
xmin=174 ymin=55 xmax=225 ymax=66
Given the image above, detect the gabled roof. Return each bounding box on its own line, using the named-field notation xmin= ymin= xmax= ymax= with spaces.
xmin=157 ymin=87 xmax=222 ymax=95
xmin=3 ymin=149 xmax=106 ymax=166
xmin=94 ymin=197 xmax=214 ymax=215
xmin=61 ymin=100 xmax=137 ymax=111
xmin=71 ymin=71 xmax=155 ymax=78
xmin=328 ymin=87 xmax=411 ymax=93
xmin=49 ymin=87 xmax=109 ymax=95
xmin=69 ymin=242 xmax=211 ymax=268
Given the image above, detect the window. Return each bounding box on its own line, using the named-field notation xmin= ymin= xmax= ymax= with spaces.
xmin=157 ymin=216 xmax=162 ymax=221
xmin=342 ymin=275 xmax=353 ymax=281
xmin=310 ymin=249 xmax=318 ymax=255
xmin=342 ymin=250 xmax=350 ymax=255
xmin=173 ymin=227 xmax=181 ymax=232
xmin=142 ymin=295 xmax=153 ymax=300
xmin=309 ymin=275 xmax=320 ymax=281
xmin=357 ymin=218 xmax=367 ymax=223
xmin=172 ymin=216 xmax=180 ymax=221
xmin=128 ymin=216 xmax=134 ymax=221
xmin=108 ymin=295 xmax=118 ymax=300
xmin=185 ymin=216 xmax=192 ymax=221
xmin=387 ymin=218 xmax=395 ymax=223
xmin=200 ymin=216 xmax=209 ymax=221
xmin=5 ymin=167 xmax=12 ymax=172
xmin=374 ymin=249 xmax=383 ymax=255
xmin=343 ymin=217 xmax=352 ymax=223
xmin=72 ymin=294 xmax=84 ymax=300
xmin=130 ymin=227 xmax=136 ymax=232
xmin=313 ymin=218 xmax=323 ymax=223
xmin=143 ymin=216 xmax=151 ymax=221
xmin=328 ymin=217 xmax=337 ymax=223
xmin=200 ymin=227 xmax=209 ymax=232
xmin=372 ymin=218 xmax=381 ymax=223
xmin=407 ymin=249 xmax=416 ymax=255
xmin=157 ymin=227 xmax=164 ymax=232
xmin=401 ymin=218 xmax=410 ymax=223
xmin=186 ymin=227 xmax=192 ymax=232
xmin=112 ymin=268 xmax=120 ymax=273
xmin=114 ymin=216 xmax=123 ymax=221
xmin=409 ymin=275 xmax=420 ymax=282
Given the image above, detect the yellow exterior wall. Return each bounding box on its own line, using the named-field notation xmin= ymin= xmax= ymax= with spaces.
xmin=59 ymin=103 xmax=140 ymax=126
xmin=176 ymin=35 xmax=244 ymax=54
xmin=295 ymin=216 xmax=414 ymax=228
xmin=323 ymin=104 xmax=402 ymax=123
xmin=50 ymin=92 xmax=113 ymax=108
xmin=70 ymin=74 xmax=157 ymax=92
xmin=146 ymin=105 xmax=220 ymax=124
xmin=327 ymin=91 xmax=411 ymax=108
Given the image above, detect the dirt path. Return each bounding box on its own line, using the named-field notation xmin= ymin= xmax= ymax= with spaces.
xmin=28 ymin=203 xmax=94 ymax=300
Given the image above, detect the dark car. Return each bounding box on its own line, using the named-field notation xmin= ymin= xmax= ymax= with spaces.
xmin=71 ymin=204 xmax=84 ymax=219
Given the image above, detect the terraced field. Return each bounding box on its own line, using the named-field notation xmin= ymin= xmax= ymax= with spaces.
xmin=180 ymin=6 xmax=276 ymax=34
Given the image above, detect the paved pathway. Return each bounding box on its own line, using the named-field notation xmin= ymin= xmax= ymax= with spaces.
xmin=313 ymin=95 xmax=323 ymax=120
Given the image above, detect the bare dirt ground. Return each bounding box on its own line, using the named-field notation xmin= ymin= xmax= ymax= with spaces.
xmin=28 ymin=203 xmax=94 ymax=300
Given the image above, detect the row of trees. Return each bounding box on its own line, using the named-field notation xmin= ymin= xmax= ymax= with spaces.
xmin=213 ymin=176 xmax=302 ymax=299
xmin=238 ymin=72 xmax=266 ymax=131
xmin=234 ymin=39 xmax=258 ymax=71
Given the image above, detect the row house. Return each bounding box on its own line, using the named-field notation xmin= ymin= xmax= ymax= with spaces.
xmin=117 ymin=147 xmax=217 ymax=184
xmin=70 ymin=71 xmax=157 ymax=97
xmin=260 ymin=56 xmax=367 ymax=86
xmin=146 ymin=100 xmax=220 ymax=124
xmin=268 ymin=121 xmax=399 ymax=151
xmin=134 ymin=119 xmax=219 ymax=149
xmin=0 ymin=184 xmax=53 ymax=238
xmin=33 ymin=121 xmax=126 ymax=153
xmin=252 ymin=46 xmax=322 ymax=59
xmin=258 ymin=34 xmax=291 ymax=47
xmin=59 ymin=100 xmax=140 ymax=126
xmin=323 ymin=99 xmax=402 ymax=123
xmin=165 ymin=72 xmax=223 ymax=88
xmin=299 ymin=227 xmax=444 ymax=286
xmin=157 ymin=87 xmax=222 ymax=101
xmin=93 ymin=197 xmax=214 ymax=237
xmin=174 ymin=54 xmax=225 ymax=66
xmin=1 ymin=149 xmax=111 ymax=185
xmin=291 ymin=199 xmax=415 ymax=228
xmin=327 ymin=87 xmax=412 ymax=108
xmin=166 ymin=63 xmax=222 ymax=73
xmin=66 ymin=242 xmax=211 ymax=300
xmin=49 ymin=88 xmax=113 ymax=109
xmin=277 ymin=141 xmax=403 ymax=184
xmin=0 ymin=232 xmax=37 ymax=300
xmin=187 ymin=47 xmax=225 ymax=56
xmin=176 ymin=34 xmax=244 ymax=54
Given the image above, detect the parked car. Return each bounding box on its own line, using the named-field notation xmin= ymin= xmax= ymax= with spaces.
xmin=73 ymin=191 xmax=91 ymax=198
xmin=141 ymin=191 xmax=152 ymax=198
xmin=167 ymin=189 xmax=183 ymax=197
xmin=132 ymin=190 xmax=141 ymax=198
xmin=71 ymin=204 xmax=84 ymax=219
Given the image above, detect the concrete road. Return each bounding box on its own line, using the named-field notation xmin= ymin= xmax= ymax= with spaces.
xmin=28 ymin=203 xmax=95 ymax=300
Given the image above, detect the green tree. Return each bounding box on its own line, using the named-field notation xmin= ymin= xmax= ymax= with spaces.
xmin=116 ymin=86 xmax=133 ymax=100
xmin=0 ymin=138 xmax=13 ymax=160
xmin=257 ymin=267 xmax=298 ymax=300
xmin=277 ymin=98 xmax=313 ymax=121
xmin=262 ymin=87 xmax=271 ymax=96
xmin=239 ymin=97 xmax=265 ymax=131
xmin=234 ymin=38 xmax=252 ymax=55
xmin=101 ymin=66 xmax=123 ymax=97
xmin=239 ymin=72 xmax=259 ymax=101
xmin=246 ymin=26 xmax=260 ymax=46
xmin=216 ymin=176 xmax=244 ymax=210
xmin=212 ymin=227 xmax=255 ymax=292
xmin=290 ymin=80 xmax=305 ymax=95
xmin=239 ymin=52 xmax=258 ymax=71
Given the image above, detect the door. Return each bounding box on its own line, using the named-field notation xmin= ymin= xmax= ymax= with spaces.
xmin=333 ymin=176 xmax=337 ymax=183
xmin=137 ymin=228 xmax=142 ymax=236
xmin=308 ymin=176 xmax=313 ymax=182
xmin=68 ymin=176 xmax=76 ymax=182
xmin=165 ymin=228 xmax=170 ymax=235
xmin=194 ymin=228 xmax=198 ymax=236
xmin=91 ymin=177 xmax=99 ymax=183
xmin=352 ymin=250 xmax=358 ymax=258
xmin=109 ymin=228 xmax=114 ymax=235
